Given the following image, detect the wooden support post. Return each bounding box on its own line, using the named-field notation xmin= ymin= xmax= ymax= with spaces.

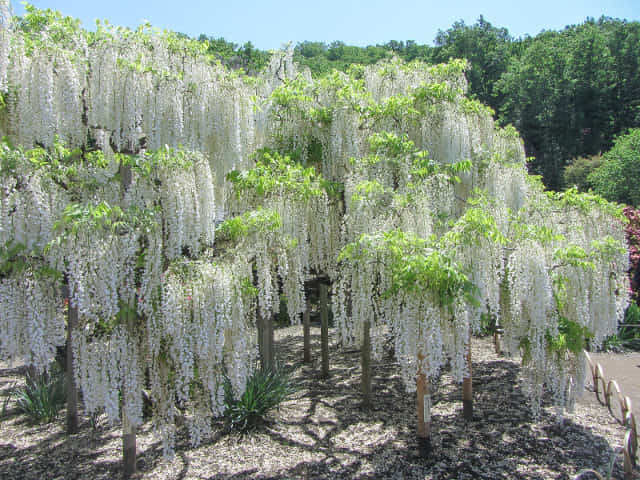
xmin=64 ymin=283 xmax=79 ymax=434
xmin=122 ymin=296 xmax=137 ymax=480
xmin=303 ymin=299 xmax=311 ymax=364
xmin=361 ymin=319 xmax=371 ymax=408
xmin=320 ymin=283 xmax=329 ymax=378
xmin=257 ymin=309 xmax=273 ymax=371
xmin=462 ymin=332 xmax=473 ymax=420
xmin=268 ymin=312 xmax=275 ymax=369
xmin=416 ymin=353 xmax=431 ymax=456
xmin=257 ymin=308 xmax=264 ymax=369
xmin=122 ymin=412 xmax=136 ymax=479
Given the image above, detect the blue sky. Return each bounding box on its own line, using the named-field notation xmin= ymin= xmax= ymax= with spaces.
xmin=13 ymin=0 xmax=640 ymax=50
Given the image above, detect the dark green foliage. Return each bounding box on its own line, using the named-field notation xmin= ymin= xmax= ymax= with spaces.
xmin=521 ymin=317 xmax=593 ymax=361
xmin=498 ymin=19 xmax=640 ymax=190
xmin=223 ymin=367 xmax=295 ymax=433
xmin=479 ymin=312 xmax=498 ymax=336
xmin=588 ymin=129 xmax=640 ymax=206
xmin=14 ymin=371 xmax=65 ymax=423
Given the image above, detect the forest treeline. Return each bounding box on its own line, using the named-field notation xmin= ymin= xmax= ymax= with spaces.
xmin=198 ymin=16 xmax=640 ymax=191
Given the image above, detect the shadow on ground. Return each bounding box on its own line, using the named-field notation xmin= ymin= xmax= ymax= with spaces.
xmin=0 ymin=328 xmax=626 ymax=480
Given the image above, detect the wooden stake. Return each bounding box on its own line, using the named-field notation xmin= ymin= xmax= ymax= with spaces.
xmin=303 ymin=299 xmax=311 ymax=364
xmin=320 ymin=283 xmax=329 ymax=378
xmin=462 ymin=332 xmax=473 ymax=420
xmin=361 ymin=319 xmax=371 ymax=407
xmin=416 ymin=353 xmax=431 ymax=456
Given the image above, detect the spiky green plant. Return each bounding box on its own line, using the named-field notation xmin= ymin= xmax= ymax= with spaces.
xmin=223 ymin=367 xmax=295 ymax=433
xmin=14 ymin=372 xmax=65 ymax=423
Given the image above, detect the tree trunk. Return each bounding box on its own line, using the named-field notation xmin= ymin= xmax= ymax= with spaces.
xmin=462 ymin=332 xmax=473 ymax=420
xmin=361 ymin=319 xmax=371 ymax=407
xmin=417 ymin=353 xmax=431 ymax=456
xmin=320 ymin=283 xmax=329 ymax=378
xmin=303 ymin=299 xmax=311 ymax=364
xmin=65 ymin=283 xmax=79 ymax=434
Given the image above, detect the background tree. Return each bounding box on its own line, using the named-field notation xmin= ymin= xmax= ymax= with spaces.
xmin=588 ymin=129 xmax=640 ymax=206
xmin=432 ymin=16 xmax=512 ymax=106
xmin=498 ymin=19 xmax=640 ymax=190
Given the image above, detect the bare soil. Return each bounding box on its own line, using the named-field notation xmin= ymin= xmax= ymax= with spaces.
xmin=587 ymin=351 xmax=640 ymax=419
xmin=0 ymin=327 xmax=636 ymax=480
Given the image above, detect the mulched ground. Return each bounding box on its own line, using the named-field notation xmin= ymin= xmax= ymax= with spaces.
xmin=0 ymin=325 xmax=635 ymax=480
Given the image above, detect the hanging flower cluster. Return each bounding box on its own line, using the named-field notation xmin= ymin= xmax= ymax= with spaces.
xmin=74 ymin=325 xmax=143 ymax=426
xmin=0 ymin=266 xmax=63 ymax=372
xmin=227 ymin=149 xmax=337 ymax=321
xmin=0 ymin=141 xmax=69 ymax=369
xmin=338 ymin=230 xmax=476 ymax=387
xmin=151 ymin=256 xmax=256 ymax=456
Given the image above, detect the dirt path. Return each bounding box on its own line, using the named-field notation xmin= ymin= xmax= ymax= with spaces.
xmin=584 ymin=351 xmax=640 ymax=419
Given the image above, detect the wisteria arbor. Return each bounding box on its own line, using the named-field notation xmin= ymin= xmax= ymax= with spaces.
xmin=0 ymin=1 xmax=631 ymax=476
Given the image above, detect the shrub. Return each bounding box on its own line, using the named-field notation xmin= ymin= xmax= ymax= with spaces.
xmin=223 ymin=367 xmax=295 ymax=432
xmin=600 ymin=334 xmax=624 ymax=352
xmin=621 ymin=303 xmax=640 ymax=342
xmin=624 ymin=206 xmax=640 ymax=302
xmin=14 ymin=371 xmax=65 ymax=423
xmin=563 ymin=154 xmax=602 ymax=192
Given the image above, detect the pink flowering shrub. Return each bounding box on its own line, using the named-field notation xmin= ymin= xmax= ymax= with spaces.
xmin=624 ymin=206 xmax=640 ymax=303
